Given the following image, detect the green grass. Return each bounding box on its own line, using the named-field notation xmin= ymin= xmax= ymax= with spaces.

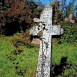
xmin=0 ymin=36 xmax=77 ymax=77
xmin=53 ymin=43 xmax=77 ymax=65
xmin=52 ymin=43 xmax=77 ymax=77
xmin=0 ymin=40 xmax=38 ymax=77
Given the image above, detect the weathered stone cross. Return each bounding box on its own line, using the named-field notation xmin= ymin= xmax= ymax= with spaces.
xmin=30 ymin=5 xmax=64 ymax=77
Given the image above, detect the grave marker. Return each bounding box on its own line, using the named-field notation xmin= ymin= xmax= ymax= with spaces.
xmin=30 ymin=5 xmax=64 ymax=77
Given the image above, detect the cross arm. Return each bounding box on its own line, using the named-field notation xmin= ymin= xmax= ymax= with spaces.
xmin=46 ymin=25 xmax=64 ymax=35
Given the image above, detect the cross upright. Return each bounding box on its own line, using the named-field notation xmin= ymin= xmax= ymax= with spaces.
xmin=30 ymin=5 xmax=64 ymax=77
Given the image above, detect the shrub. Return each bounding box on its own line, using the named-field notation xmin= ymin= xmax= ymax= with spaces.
xmin=61 ymin=23 xmax=77 ymax=43
xmin=0 ymin=0 xmax=42 ymax=36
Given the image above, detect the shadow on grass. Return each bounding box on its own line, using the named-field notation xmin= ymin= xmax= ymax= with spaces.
xmin=51 ymin=57 xmax=67 ymax=77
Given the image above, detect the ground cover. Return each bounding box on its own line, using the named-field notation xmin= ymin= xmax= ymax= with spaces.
xmin=0 ymin=35 xmax=77 ymax=77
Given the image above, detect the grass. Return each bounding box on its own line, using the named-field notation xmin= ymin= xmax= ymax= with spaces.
xmin=53 ymin=43 xmax=77 ymax=65
xmin=0 ymin=39 xmax=38 ymax=77
xmin=0 ymin=35 xmax=77 ymax=77
xmin=52 ymin=43 xmax=77 ymax=77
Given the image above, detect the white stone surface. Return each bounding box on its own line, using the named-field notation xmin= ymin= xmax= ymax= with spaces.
xmin=30 ymin=5 xmax=64 ymax=77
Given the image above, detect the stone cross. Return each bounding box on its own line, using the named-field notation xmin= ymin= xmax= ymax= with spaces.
xmin=30 ymin=5 xmax=64 ymax=77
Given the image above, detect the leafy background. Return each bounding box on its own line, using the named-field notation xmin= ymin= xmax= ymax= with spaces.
xmin=0 ymin=0 xmax=77 ymax=77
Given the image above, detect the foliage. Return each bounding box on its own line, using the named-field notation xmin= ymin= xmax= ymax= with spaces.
xmin=0 ymin=1 xmax=77 ymax=77
xmin=65 ymin=0 xmax=75 ymax=16
xmin=50 ymin=0 xmax=77 ymax=20
xmin=61 ymin=23 xmax=77 ymax=43
xmin=51 ymin=1 xmax=63 ymax=25
xmin=0 ymin=0 xmax=42 ymax=35
xmin=1 ymin=31 xmax=37 ymax=48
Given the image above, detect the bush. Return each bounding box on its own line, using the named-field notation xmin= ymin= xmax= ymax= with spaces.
xmin=0 ymin=0 xmax=42 ymax=36
xmin=61 ymin=23 xmax=77 ymax=43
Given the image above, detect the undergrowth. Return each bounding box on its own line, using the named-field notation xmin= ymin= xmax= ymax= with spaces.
xmin=0 ymin=35 xmax=77 ymax=77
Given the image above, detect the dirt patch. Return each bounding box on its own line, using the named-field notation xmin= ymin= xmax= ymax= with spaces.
xmin=32 ymin=38 xmax=40 ymax=45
